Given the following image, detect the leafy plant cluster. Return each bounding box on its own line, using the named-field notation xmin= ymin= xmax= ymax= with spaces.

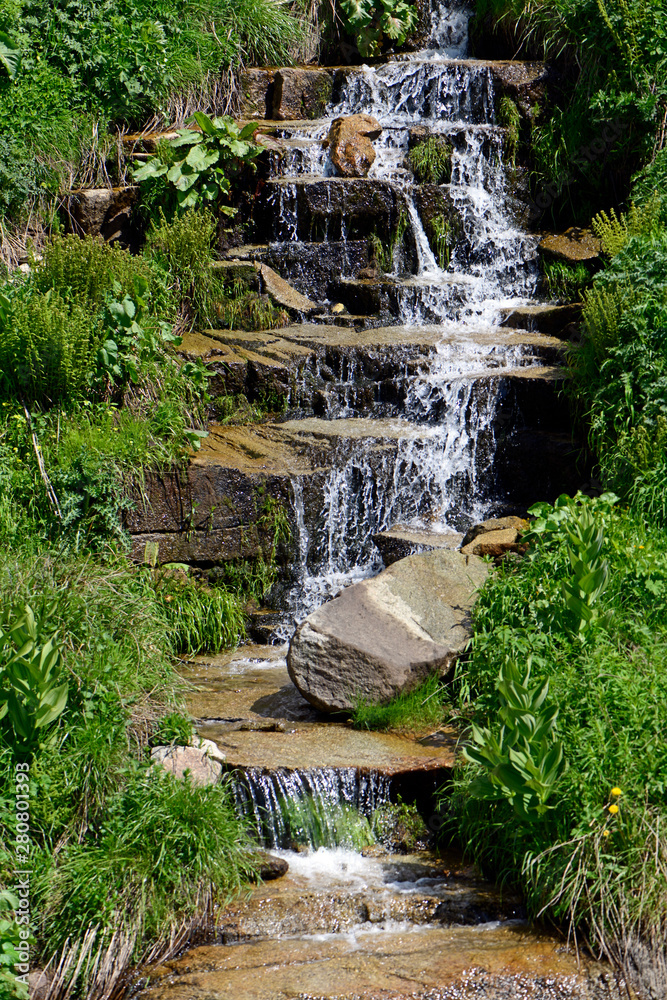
xmin=568 ymin=168 xmax=667 ymax=522
xmin=473 ymin=0 xmax=667 ymax=223
xmin=0 ymin=549 xmax=256 ymax=999
xmin=0 ymin=0 xmax=308 ymax=225
xmin=448 ymin=492 xmax=667 ymax=987
xmin=408 ymin=136 xmax=453 ymax=185
xmin=134 ymin=112 xmax=262 ymax=216
xmin=340 ymin=0 xmax=418 ymax=57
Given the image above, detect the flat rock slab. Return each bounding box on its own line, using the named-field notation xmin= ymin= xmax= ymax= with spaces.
xmin=373 ymin=525 xmax=463 ymax=566
xmin=182 ymin=645 xmax=456 ymax=776
xmin=287 ymin=549 xmax=489 ymax=713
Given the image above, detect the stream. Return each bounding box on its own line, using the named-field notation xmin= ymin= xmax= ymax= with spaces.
xmin=133 ymin=3 xmax=618 ymax=996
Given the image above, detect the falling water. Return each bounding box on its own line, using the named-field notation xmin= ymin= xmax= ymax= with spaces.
xmin=257 ymin=0 xmax=544 ymax=624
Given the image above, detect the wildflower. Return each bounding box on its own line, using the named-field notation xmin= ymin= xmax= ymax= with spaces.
xmin=602 ymin=829 xmax=611 ymax=837
xmin=638 ymin=545 xmax=644 ymax=549
xmin=608 ymin=803 xmax=619 ymax=815
xmin=611 ymin=787 xmax=622 ymax=797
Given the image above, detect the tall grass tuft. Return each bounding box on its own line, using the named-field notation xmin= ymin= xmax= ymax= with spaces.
xmin=352 ymin=673 xmax=446 ymax=733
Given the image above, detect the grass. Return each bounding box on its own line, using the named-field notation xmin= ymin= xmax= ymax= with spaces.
xmin=351 ymin=673 xmax=446 ymax=734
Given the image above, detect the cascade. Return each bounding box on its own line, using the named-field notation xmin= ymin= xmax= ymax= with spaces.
xmin=245 ymin=0 xmax=551 ymax=625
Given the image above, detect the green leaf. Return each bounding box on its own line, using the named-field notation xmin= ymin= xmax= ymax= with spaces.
xmin=0 ymin=31 xmax=21 ymax=80
xmin=190 ymin=111 xmax=218 ymax=136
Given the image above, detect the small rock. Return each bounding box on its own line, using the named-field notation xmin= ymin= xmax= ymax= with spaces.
xmin=29 ymin=969 xmax=52 ymax=1000
xmin=331 ymin=302 xmax=347 ymax=314
xmin=460 ymin=516 xmax=527 ymax=548
xmin=235 ymin=719 xmax=286 ymax=732
xmin=326 ymin=114 xmax=382 ymax=178
xmin=150 ymin=744 xmax=222 ymax=786
xmin=539 ymin=227 xmax=601 ymax=265
xmin=190 ymin=735 xmax=227 ymax=763
xmin=256 ymin=851 xmax=290 ymax=881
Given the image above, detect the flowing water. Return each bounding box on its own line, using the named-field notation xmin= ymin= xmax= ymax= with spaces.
xmin=262 ymin=0 xmax=549 ymax=622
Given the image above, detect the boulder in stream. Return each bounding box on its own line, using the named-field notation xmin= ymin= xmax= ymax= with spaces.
xmin=287 ymin=549 xmax=488 ymax=713
xmin=325 ymin=114 xmax=382 ymax=178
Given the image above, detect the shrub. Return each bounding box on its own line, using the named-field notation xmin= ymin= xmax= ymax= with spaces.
xmin=0 ymin=287 xmax=100 ymax=406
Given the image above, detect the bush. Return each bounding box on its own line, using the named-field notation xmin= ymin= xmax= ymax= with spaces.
xmin=0 ymin=287 xmax=100 ymax=406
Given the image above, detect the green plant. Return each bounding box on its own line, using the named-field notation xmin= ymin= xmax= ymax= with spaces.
xmin=0 ymin=287 xmax=100 ymax=407
xmin=271 ymin=793 xmax=376 ymax=850
xmin=370 ymin=798 xmax=430 ymax=851
xmin=0 ymin=603 xmax=68 ymax=754
xmin=430 ymin=214 xmax=457 ymax=269
xmin=144 ymin=207 xmax=224 ymax=327
xmin=408 ymin=136 xmax=453 ymax=185
xmin=152 ymin=574 xmax=246 ymax=654
xmin=0 ymin=31 xmax=21 ymax=80
xmin=0 ymin=887 xmax=28 ymax=1000
xmin=352 ymin=672 xmax=445 ymax=733
xmin=133 ymin=112 xmax=261 ymax=214
xmin=542 ymin=259 xmax=591 ymax=301
xmin=498 ymin=95 xmax=522 ymax=165
xmin=340 ymin=0 xmax=418 ymax=56
xmin=214 ymin=279 xmax=290 ymax=332
xmin=462 ymin=658 xmax=565 ymax=821
xmin=37 ymin=768 xmax=257 ymax=962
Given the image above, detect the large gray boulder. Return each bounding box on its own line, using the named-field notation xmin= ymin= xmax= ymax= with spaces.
xmin=287 ymin=549 xmax=488 ymax=713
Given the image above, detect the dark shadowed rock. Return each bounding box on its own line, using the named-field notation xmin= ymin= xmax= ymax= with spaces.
xmin=257 ymin=852 xmax=290 ymax=881
xmin=66 ymin=186 xmax=138 ymax=241
xmin=272 ymin=68 xmax=334 ymax=120
xmin=326 ymin=114 xmax=382 ymax=178
xmin=287 ymin=549 xmax=489 ymax=713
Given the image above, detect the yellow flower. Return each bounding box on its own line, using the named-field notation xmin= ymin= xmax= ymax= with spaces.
xmin=608 ymin=804 xmax=619 ymax=815
xmin=602 ymin=829 xmax=611 ymax=837
xmin=611 ymin=787 xmax=622 ymax=797
xmin=638 ymin=545 xmax=644 ymax=549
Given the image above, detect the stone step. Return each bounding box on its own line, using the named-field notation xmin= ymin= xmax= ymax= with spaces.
xmin=240 ymin=60 xmax=546 ymax=123
xmin=212 ymin=259 xmax=321 ymax=314
xmin=179 ymin=322 xmax=566 ymax=416
xmin=500 ymin=302 xmax=582 ymax=338
xmin=372 ymin=526 xmax=464 ymax=566
xmin=256 ymin=177 xmax=402 ymax=243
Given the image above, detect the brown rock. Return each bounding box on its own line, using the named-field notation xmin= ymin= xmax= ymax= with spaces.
xmin=150 ymin=745 xmax=223 ymax=786
xmin=66 ymin=186 xmax=138 ymax=241
xmin=326 ymin=114 xmax=383 ymax=178
xmin=460 ymin=516 xmax=527 ymax=548
xmin=271 ymin=68 xmax=334 ymax=121
xmin=539 ymin=228 xmax=601 ymax=264
xmin=461 ymin=528 xmax=522 ymax=557
xmin=240 ymin=68 xmax=275 ymax=119
xmin=257 ymin=852 xmax=290 ymax=881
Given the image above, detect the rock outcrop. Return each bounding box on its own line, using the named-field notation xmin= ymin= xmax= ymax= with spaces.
xmin=287 ymin=549 xmax=489 ymax=713
xmin=460 ymin=516 xmax=528 ymax=557
xmin=150 ymin=738 xmax=226 ymax=786
xmin=539 ymin=228 xmax=601 ymax=265
xmin=325 ymin=114 xmax=382 ymax=178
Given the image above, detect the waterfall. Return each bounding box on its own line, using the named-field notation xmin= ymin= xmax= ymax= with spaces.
xmin=234 ymin=766 xmax=391 ymax=849
xmin=255 ymin=0 xmax=545 ymax=625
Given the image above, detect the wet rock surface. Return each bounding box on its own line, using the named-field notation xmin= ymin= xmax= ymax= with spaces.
xmin=287 ymin=549 xmax=488 ymax=713
xmin=539 ymin=228 xmax=602 ymax=264
xmin=326 ymin=114 xmax=383 ymax=177
xmin=373 ymin=525 xmax=463 ymax=566
xmin=182 ymin=644 xmax=456 ymax=775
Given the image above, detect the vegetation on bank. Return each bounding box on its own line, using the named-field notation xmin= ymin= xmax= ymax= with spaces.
xmin=0 ymin=206 xmax=292 ymax=998
xmin=472 ymin=0 xmax=666 ymax=224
